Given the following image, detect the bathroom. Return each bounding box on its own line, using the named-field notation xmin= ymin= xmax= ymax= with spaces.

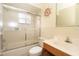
xmin=0 ymin=3 xmax=79 ymax=56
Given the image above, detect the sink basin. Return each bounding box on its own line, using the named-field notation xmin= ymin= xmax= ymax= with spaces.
xmin=43 ymin=39 xmax=79 ymax=55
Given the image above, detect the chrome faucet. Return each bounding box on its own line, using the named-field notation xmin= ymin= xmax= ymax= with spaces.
xmin=65 ymin=37 xmax=72 ymax=44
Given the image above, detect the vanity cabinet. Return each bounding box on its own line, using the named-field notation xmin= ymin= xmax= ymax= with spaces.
xmin=42 ymin=43 xmax=70 ymax=56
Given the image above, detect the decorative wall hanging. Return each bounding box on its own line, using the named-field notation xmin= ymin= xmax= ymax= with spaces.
xmin=44 ymin=8 xmax=51 ymax=16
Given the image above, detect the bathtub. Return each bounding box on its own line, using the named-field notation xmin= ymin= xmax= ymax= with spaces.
xmin=2 ymin=43 xmax=39 ymax=56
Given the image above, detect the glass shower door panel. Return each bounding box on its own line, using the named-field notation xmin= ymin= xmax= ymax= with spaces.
xmin=3 ymin=30 xmax=25 ymax=50
xmin=26 ymin=25 xmax=36 ymax=45
xmin=3 ymin=7 xmax=26 ymax=50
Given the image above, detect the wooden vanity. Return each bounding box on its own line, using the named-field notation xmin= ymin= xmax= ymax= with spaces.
xmin=42 ymin=42 xmax=70 ymax=56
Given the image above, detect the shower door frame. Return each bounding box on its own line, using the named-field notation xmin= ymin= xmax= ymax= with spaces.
xmin=1 ymin=4 xmax=41 ymax=52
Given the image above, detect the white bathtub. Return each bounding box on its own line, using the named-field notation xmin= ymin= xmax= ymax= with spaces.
xmin=2 ymin=43 xmax=39 ymax=56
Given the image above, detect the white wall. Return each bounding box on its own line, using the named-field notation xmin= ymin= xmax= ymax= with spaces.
xmin=40 ymin=3 xmax=56 ymax=38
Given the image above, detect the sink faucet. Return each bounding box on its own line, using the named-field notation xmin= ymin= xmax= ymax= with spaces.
xmin=65 ymin=37 xmax=72 ymax=44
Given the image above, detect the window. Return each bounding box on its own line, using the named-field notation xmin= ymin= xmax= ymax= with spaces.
xmin=18 ymin=13 xmax=31 ymax=24
xmin=18 ymin=13 xmax=26 ymax=24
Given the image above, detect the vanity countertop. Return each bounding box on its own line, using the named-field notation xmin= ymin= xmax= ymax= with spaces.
xmin=43 ymin=40 xmax=79 ymax=56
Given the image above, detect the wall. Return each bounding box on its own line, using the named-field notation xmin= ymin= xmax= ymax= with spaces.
xmin=40 ymin=3 xmax=56 ymax=38
xmin=39 ymin=3 xmax=79 ymax=45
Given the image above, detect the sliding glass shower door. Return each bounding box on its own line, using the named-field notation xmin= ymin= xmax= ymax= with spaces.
xmin=2 ymin=4 xmax=40 ymax=51
xmin=3 ymin=6 xmax=26 ymax=50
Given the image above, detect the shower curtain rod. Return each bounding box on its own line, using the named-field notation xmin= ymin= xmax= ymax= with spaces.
xmin=3 ymin=4 xmax=41 ymax=16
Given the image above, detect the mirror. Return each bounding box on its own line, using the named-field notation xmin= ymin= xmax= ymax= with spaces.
xmin=56 ymin=3 xmax=79 ymax=27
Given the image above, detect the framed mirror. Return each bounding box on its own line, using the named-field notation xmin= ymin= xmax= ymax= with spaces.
xmin=56 ymin=3 xmax=79 ymax=27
